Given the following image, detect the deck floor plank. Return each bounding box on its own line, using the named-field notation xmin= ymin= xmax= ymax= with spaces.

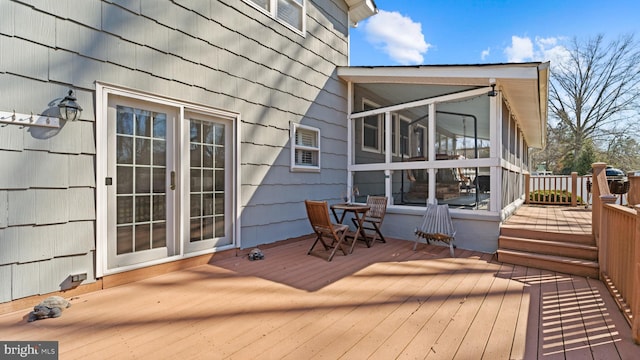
xmin=366 ymin=251 xmax=479 ymax=360
xmin=337 ymin=249 xmax=452 ymax=359
xmin=397 ymin=252 xmax=497 ymax=358
xmin=509 ymin=265 xmax=534 ymax=359
xmin=481 ymin=262 xmax=526 ymax=360
xmin=426 ymin=259 xmax=506 ymax=360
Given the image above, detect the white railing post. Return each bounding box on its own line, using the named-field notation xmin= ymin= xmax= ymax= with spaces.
xmin=524 ymin=173 xmax=530 ymax=204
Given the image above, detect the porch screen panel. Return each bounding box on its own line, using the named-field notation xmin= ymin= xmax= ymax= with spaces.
xmin=115 ymin=106 xmax=167 ymax=255
xmin=189 ymin=119 xmax=226 ymax=242
xmin=352 ymin=171 xmax=385 ymax=203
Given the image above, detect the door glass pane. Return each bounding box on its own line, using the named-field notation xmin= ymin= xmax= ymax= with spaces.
xmin=153 ymin=114 xmax=166 ymax=138
xmin=153 ymin=222 xmax=167 ymax=248
xmin=203 ymin=218 xmax=215 ymax=239
xmin=136 ymin=139 xmax=151 ymax=165
xmin=117 ymin=226 xmax=133 ymax=255
xmin=117 ymin=166 xmax=133 ymax=194
xmin=152 ymin=168 xmax=165 ymax=193
xmin=153 ymin=195 xmax=165 ymax=221
xmin=135 ymin=224 xmax=151 ymax=251
xmin=135 ymin=167 xmax=151 ymax=193
xmin=153 ymin=140 xmax=166 ymax=166
xmin=117 ymin=137 xmax=134 ymax=164
xmin=117 ymin=196 xmax=133 ymax=224
xmin=190 ymin=118 xmax=226 ymax=242
xmin=117 ymin=108 xmax=134 ymax=135
xmin=135 ymin=110 xmax=151 ymax=137
xmin=190 ymin=218 xmax=201 ymax=242
xmin=116 ymin=106 xmax=168 ymax=256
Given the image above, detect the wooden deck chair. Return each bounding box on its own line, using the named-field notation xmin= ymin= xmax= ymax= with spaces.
xmin=305 ymin=200 xmax=350 ymax=261
xmin=353 ymin=196 xmax=387 ymax=246
xmin=413 ymin=203 xmax=456 ymax=257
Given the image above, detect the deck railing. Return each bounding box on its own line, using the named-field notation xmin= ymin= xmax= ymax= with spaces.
xmin=525 ymin=172 xmax=592 ymax=206
xmin=592 ymin=162 xmax=640 ymax=343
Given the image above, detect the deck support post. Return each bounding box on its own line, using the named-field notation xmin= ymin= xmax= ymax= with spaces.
xmin=571 ymin=172 xmax=578 ymax=207
xmin=633 ymin=205 xmax=640 ymax=344
xmin=592 ymin=163 xmax=607 ymax=240
xmin=628 ymin=174 xmax=640 ymax=206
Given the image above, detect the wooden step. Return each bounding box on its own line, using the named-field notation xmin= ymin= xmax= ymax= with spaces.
xmin=496 ymin=249 xmax=599 ymax=278
xmin=498 ymin=236 xmax=598 ymax=260
xmin=499 ymin=226 xmax=594 ymax=245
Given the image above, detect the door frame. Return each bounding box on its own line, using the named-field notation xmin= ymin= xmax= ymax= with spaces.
xmin=96 ymin=82 xmax=241 ymax=277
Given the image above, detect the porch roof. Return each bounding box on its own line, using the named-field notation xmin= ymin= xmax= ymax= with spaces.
xmin=338 ymin=62 xmax=550 ymax=149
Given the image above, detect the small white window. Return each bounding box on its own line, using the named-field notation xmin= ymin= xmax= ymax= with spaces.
xmin=245 ymin=0 xmax=305 ymax=33
xmin=362 ymin=99 xmax=382 ymax=153
xmin=291 ymin=123 xmax=320 ymax=172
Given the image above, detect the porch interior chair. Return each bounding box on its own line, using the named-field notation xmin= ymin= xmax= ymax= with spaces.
xmin=352 ymin=195 xmax=388 ymax=246
xmin=305 ymin=200 xmax=350 ymax=261
xmin=413 ymin=203 xmax=456 ymax=257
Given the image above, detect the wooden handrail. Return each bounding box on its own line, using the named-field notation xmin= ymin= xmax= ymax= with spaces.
xmin=593 ymin=162 xmax=640 ymax=344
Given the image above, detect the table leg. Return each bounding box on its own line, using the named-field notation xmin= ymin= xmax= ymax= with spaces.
xmin=349 ymin=212 xmax=368 ymax=254
xmin=331 ymin=207 xmax=346 ymax=225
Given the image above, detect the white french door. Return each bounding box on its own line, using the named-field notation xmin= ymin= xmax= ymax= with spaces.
xmin=183 ymin=111 xmax=233 ymax=253
xmin=99 ymin=85 xmax=237 ymax=275
xmin=106 ymin=96 xmax=178 ymax=269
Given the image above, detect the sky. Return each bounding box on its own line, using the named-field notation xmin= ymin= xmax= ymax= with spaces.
xmin=349 ymin=0 xmax=640 ymax=66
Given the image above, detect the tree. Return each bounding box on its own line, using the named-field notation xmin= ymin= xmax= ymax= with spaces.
xmin=574 ymin=139 xmax=597 ymax=175
xmin=548 ymin=34 xmax=640 ymax=171
xmin=603 ymin=134 xmax=640 ymax=171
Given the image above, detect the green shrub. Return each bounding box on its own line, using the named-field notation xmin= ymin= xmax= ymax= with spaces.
xmin=529 ymin=190 xmax=584 ymax=204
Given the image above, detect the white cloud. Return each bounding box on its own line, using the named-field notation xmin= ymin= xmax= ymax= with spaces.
xmin=504 ymin=35 xmax=571 ymax=66
xmin=481 ymin=48 xmax=490 ymax=60
xmin=504 ymin=36 xmax=534 ymax=62
xmin=535 ymin=36 xmax=571 ymax=66
xmin=363 ymin=10 xmax=430 ymax=65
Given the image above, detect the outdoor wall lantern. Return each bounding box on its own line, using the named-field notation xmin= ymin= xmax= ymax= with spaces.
xmin=487 ymin=84 xmax=498 ymax=97
xmin=58 ymin=89 xmax=83 ymax=121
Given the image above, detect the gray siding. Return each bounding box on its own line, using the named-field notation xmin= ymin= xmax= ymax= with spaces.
xmin=0 ymin=0 xmax=352 ymax=301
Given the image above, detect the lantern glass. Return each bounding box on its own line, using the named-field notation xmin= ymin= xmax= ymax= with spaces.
xmin=58 ymin=90 xmax=83 ymax=121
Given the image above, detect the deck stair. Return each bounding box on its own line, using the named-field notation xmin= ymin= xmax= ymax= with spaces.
xmin=497 ymin=227 xmax=599 ymax=278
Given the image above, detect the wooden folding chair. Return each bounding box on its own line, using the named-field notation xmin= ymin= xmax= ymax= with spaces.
xmin=353 ymin=195 xmax=387 ymax=246
xmin=413 ymin=203 xmax=456 ymax=257
xmin=305 ymin=200 xmax=350 ymax=261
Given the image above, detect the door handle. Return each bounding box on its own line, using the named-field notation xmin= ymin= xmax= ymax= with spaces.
xmin=170 ymin=171 xmax=176 ymax=190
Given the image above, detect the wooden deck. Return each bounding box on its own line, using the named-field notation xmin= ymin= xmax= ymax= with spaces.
xmin=1 ymin=234 xmax=638 ymax=359
xmin=502 ymin=205 xmax=593 ymax=236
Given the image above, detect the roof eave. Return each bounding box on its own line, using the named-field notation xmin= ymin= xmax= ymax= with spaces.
xmin=345 ymin=0 xmax=378 ymax=26
xmin=536 ymin=62 xmax=550 ymax=150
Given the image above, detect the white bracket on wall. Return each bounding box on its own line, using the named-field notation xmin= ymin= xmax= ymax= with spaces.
xmin=0 ymin=110 xmax=60 ymax=129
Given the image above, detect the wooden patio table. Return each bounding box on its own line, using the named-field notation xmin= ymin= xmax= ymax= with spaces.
xmin=330 ymin=203 xmax=371 ymax=254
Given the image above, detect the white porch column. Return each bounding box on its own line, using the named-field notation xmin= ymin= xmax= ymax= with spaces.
xmin=428 ymin=103 xmax=437 ymax=204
